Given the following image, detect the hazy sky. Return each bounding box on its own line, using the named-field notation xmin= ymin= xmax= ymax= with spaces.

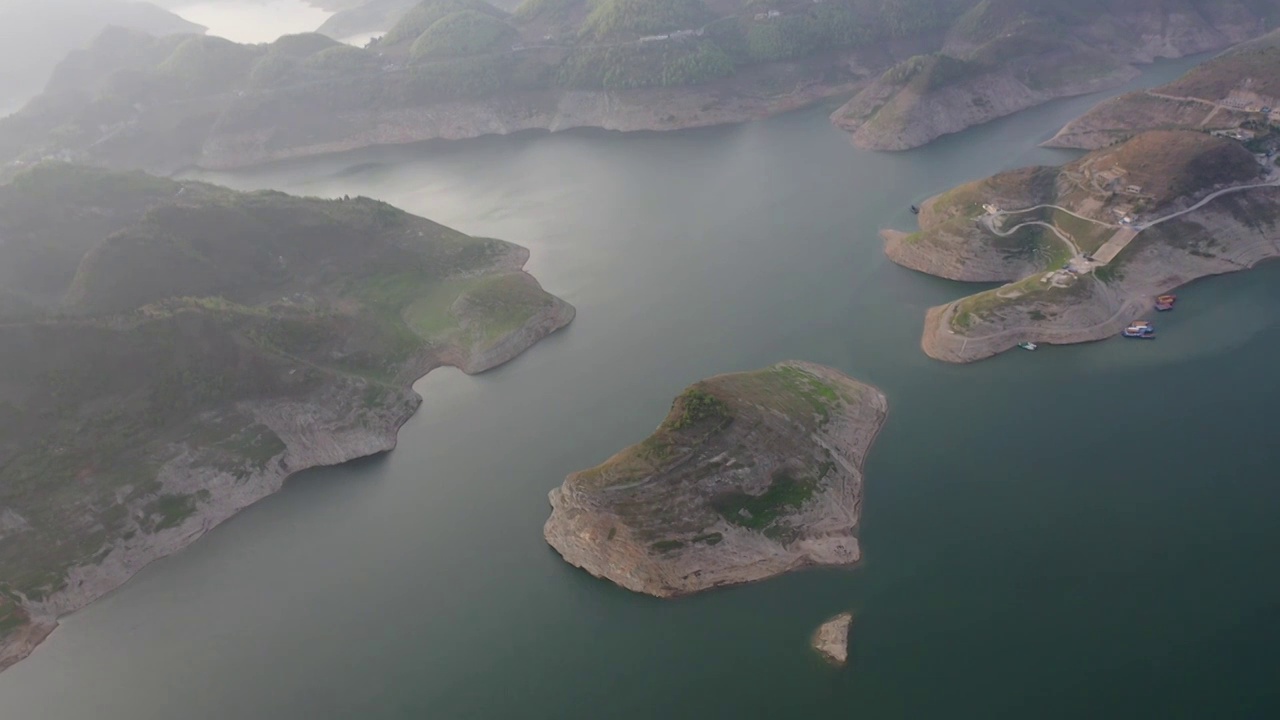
xmin=0 ymin=0 xmax=339 ymax=112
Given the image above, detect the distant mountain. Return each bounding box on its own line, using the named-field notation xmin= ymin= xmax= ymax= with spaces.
xmin=5 ymin=0 xmax=1279 ymax=170
xmin=317 ymin=0 xmax=428 ymax=40
xmin=0 ymin=162 xmax=573 ymax=672
xmin=831 ymin=0 xmax=1280 ymax=150
xmin=0 ymin=0 xmax=970 ymax=170
xmin=0 ymin=0 xmax=204 ymax=113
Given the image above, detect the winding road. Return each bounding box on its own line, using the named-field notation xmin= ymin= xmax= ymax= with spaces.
xmin=983 ymin=176 xmax=1280 ymax=268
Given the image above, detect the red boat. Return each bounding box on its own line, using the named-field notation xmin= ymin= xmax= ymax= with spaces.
xmin=1155 ymin=294 xmax=1177 ymax=311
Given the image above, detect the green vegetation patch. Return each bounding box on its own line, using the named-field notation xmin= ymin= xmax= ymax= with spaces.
xmin=383 ymin=0 xmax=507 ymax=46
xmin=761 ymin=364 xmax=842 ymax=427
xmin=217 ymin=424 xmax=287 ymax=472
xmin=514 ymin=0 xmax=583 ymax=22
xmin=712 ymin=470 xmax=815 ymax=531
xmin=650 ymin=539 xmax=684 ymax=553
xmin=880 ymin=53 xmax=984 ymax=93
xmin=669 ymin=388 xmax=729 ymax=430
xmin=578 ymin=0 xmax=711 ymax=41
xmin=143 ymin=493 xmax=199 ymax=532
xmin=690 ymin=531 xmax=723 ymax=545
xmin=410 ymin=11 xmax=520 ymax=60
xmin=0 ymin=597 xmax=28 ymax=639
xmin=557 ymin=40 xmax=733 ymax=90
xmin=156 ymin=35 xmax=263 ymax=91
xmin=951 ymin=271 xmax=1094 ymax=331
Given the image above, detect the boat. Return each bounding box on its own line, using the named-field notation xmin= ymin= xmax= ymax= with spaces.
xmin=1018 ymin=341 xmax=1038 ymax=351
xmin=910 ymin=204 xmax=919 ymax=215
xmin=1122 ymin=322 xmax=1155 ymax=338
xmin=1155 ymin=294 xmax=1177 ymax=311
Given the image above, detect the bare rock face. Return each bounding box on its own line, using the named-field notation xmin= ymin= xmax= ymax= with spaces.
xmin=543 ymin=361 xmax=887 ymax=597
xmin=811 ymin=612 xmax=854 ymax=666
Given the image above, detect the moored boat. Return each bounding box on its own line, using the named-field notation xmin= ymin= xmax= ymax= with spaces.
xmin=1122 ymin=321 xmax=1155 ymax=338
xmin=1155 ymin=294 xmax=1177 ymax=311
xmin=1018 ymin=341 xmax=1038 ymax=351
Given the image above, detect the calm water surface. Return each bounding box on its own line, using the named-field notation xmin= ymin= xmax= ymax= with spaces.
xmin=3 ymin=55 xmax=1279 ymax=718
xmin=173 ymin=1 xmax=332 ymax=43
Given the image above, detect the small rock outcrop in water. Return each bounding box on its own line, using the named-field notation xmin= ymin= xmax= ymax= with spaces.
xmin=543 ymin=361 xmax=887 ymax=597
xmin=811 ymin=612 xmax=854 ymax=666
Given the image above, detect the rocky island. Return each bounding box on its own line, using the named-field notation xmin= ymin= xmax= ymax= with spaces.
xmin=811 ymin=611 xmax=854 ymax=666
xmin=543 ymin=361 xmax=887 ymax=597
xmin=831 ymin=0 xmax=1280 ymax=151
xmin=884 ymin=129 xmax=1280 ymax=362
xmin=0 ymin=163 xmax=573 ymax=671
xmin=1047 ymin=28 xmax=1280 ymax=150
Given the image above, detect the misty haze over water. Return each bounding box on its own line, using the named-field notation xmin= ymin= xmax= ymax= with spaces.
xmin=0 ymin=0 xmax=1278 ymax=717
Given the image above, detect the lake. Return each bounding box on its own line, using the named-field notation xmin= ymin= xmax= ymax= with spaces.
xmin=1 ymin=55 xmax=1278 ymax=718
xmin=172 ymin=1 xmax=332 ymax=43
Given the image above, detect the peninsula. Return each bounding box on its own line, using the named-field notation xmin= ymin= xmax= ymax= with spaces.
xmin=884 ymin=129 xmax=1280 ymax=362
xmin=1047 ymin=28 xmax=1280 ymax=149
xmin=543 ymin=361 xmax=887 ymax=597
xmin=831 ymin=0 xmax=1280 ymax=150
xmin=0 ymin=163 xmax=574 ymax=671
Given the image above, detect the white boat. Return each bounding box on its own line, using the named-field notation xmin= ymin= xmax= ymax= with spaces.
xmin=1018 ymin=342 xmax=1037 ymax=351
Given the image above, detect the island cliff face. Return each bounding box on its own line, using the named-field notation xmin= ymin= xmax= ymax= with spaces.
xmin=544 ymin=361 xmax=887 ymax=597
xmin=832 ymin=0 xmax=1279 ymax=151
xmin=882 ymin=130 xmax=1280 ymax=362
xmin=0 ymin=164 xmax=573 ymax=672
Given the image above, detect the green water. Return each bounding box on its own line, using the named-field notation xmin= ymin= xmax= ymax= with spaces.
xmin=3 ymin=56 xmax=1279 ymax=718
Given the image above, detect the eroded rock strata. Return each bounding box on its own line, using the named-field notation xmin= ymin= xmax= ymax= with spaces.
xmin=544 ymin=361 xmax=887 ymax=597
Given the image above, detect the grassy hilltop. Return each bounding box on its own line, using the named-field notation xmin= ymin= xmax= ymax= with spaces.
xmin=0 ymin=164 xmax=571 ymax=666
